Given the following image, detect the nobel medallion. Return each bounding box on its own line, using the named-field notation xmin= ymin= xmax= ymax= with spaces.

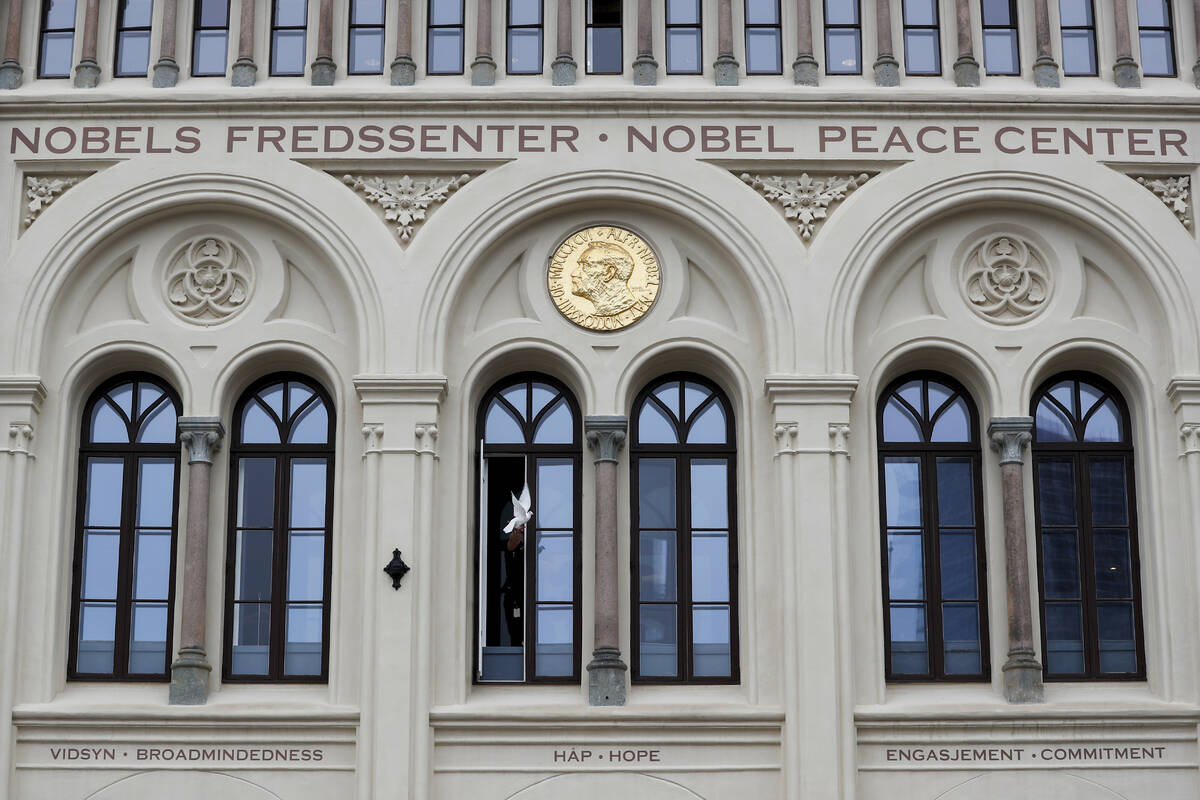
xmin=548 ymin=226 xmax=660 ymax=331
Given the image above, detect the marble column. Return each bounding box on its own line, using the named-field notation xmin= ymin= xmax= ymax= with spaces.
xmin=74 ymin=0 xmax=101 ymax=87
xmin=988 ymin=418 xmax=1044 ymax=704
xmin=951 ymin=0 xmax=979 ymax=86
xmin=873 ymin=0 xmax=900 ymax=85
xmin=392 ymin=0 xmax=417 ymax=84
xmin=714 ymin=0 xmax=738 ymax=84
xmin=311 ymin=0 xmax=337 ymax=84
xmin=0 ymin=0 xmax=25 ymax=89
xmin=585 ymin=416 xmax=627 ymax=705
xmin=0 ymin=424 xmax=35 ymax=789
xmin=1032 ymin=0 xmax=1060 ymax=86
xmin=1112 ymin=0 xmax=1140 ymax=87
xmin=232 ymin=0 xmax=258 ymax=86
xmin=793 ymin=0 xmax=819 ymax=84
xmin=552 ymin=0 xmax=576 ymax=84
xmin=169 ymin=418 xmax=225 ymax=705
xmin=1193 ymin=0 xmax=1200 ymax=87
xmin=153 ymin=0 xmax=180 ymax=86
xmin=632 ymin=0 xmax=657 ymax=85
xmin=471 ymin=0 xmax=497 ymax=84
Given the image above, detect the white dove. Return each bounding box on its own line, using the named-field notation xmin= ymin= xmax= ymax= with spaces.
xmin=503 ymin=484 xmax=533 ymax=533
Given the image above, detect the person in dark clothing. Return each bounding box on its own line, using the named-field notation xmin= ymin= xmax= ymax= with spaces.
xmin=498 ymin=499 xmax=525 ymax=646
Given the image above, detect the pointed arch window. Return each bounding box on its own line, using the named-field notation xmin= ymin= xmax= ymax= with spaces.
xmin=476 ymin=374 xmax=581 ymax=682
xmin=878 ymin=373 xmax=989 ymax=681
xmin=70 ymin=374 xmax=181 ymax=679
xmin=225 ymin=375 xmax=334 ymax=681
xmin=631 ymin=375 xmax=738 ymax=683
xmin=1032 ymin=374 xmax=1144 ymax=679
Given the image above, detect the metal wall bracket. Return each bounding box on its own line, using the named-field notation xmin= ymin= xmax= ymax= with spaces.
xmin=384 ymin=549 xmax=411 ymax=589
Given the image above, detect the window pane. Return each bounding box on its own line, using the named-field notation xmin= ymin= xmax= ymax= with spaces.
xmin=639 ymin=530 xmax=677 ymax=601
xmin=639 ymin=604 xmax=678 ymax=677
xmin=530 ymin=383 xmax=556 ymax=418
xmin=1045 ymin=602 xmax=1084 ymax=674
xmin=690 ymin=460 xmax=729 ymax=527
xmin=350 ymin=28 xmax=384 ymax=73
xmin=275 ymin=0 xmax=308 ymax=27
xmin=905 ymin=29 xmax=941 ymax=74
xmin=91 ymin=401 xmax=129 ymax=443
xmin=272 ymin=29 xmax=307 ymax=75
xmin=128 ymin=602 xmax=168 ymax=673
xmin=935 ymin=458 xmax=974 ymax=526
xmin=1136 ymin=0 xmax=1169 ymax=27
xmin=428 ymin=28 xmax=464 ymax=73
xmin=235 ymin=529 xmax=274 ymax=601
xmin=533 ymin=398 xmax=572 ymax=443
xmin=639 ymin=458 xmax=676 ymax=528
xmin=1083 ymin=399 xmax=1121 ymax=441
xmin=667 ymin=29 xmax=701 ymax=74
xmin=77 ymin=602 xmax=117 ymax=673
xmin=198 ymin=0 xmax=230 ymax=27
xmin=137 ymin=399 xmax=176 ymax=443
xmin=982 ymin=0 xmax=1015 ymax=25
xmin=1042 ymin=531 xmax=1081 ymax=599
xmin=232 ymin=603 xmax=270 ymax=674
xmin=289 ymin=459 xmax=327 ymax=527
xmin=692 ymin=532 xmax=730 ymax=604
xmin=46 ymin=0 xmax=79 ymax=29
xmin=745 ymin=29 xmax=782 ymax=73
xmin=430 ymin=0 xmax=464 ymax=25
xmin=1059 ymin=0 xmax=1093 ymax=26
xmin=535 ymin=605 xmax=573 ymax=676
xmin=134 ymin=532 xmax=171 ymax=599
xmin=588 ymin=0 xmax=621 ymax=25
xmin=668 ymin=0 xmax=700 ymax=24
xmin=939 ymin=532 xmax=978 ymax=600
xmin=499 ymin=384 xmax=526 ymax=416
xmin=692 ymin=606 xmax=731 ymax=677
xmin=287 ymin=532 xmax=325 ymax=601
xmin=510 ymin=0 xmax=542 ymax=25
xmin=288 ymin=399 xmax=328 ymax=444
xmin=242 ymin=402 xmax=281 ymax=443
xmin=653 ymin=382 xmax=680 ymax=418
xmin=352 ymin=0 xmax=385 ymax=25
xmin=194 ymin=29 xmax=229 ymax=74
xmin=638 ymin=401 xmax=678 ymax=444
xmin=884 ymin=457 xmax=921 ymax=527
xmin=930 ymin=398 xmax=969 ymax=441
xmin=485 ymin=399 xmax=524 ymax=443
xmin=883 ymin=397 xmax=923 ymax=442
xmin=983 ymin=30 xmax=1019 ymax=74
xmin=942 ymin=602 xmax=981 ymax=674
xmin=683 ymin=383 xmax=710 ymax=419
xmin=86 ymin=458 xmax=125 ymax=527
xmin=1037 ymin=459 xmax=1076 ymax=525
xmin=40 ymin=31 xmax=75 ymax=77
xmin=1089 ymin=459 xmax=1128 ymax=525
xmin=238 ymin=458 xmax=276 ymax=528
xmin=903 ymin=0 xmax=937 ymax=26
xmin=284 ymin=605 xmax=323 ymax=675
xmin=508 ymin=28 xmax=542 ymax=73
xmin=825 ymin=0 xmax=860 ymax=25
xmin=82 ymin=531 xmax=120 ymax=599
xmin=825 ymin=29 xmax=861 ymax=73
xmin=1097 ymin=603 xmax=1137 ymax=673
xmin=535 ymin=532 xmax=572 ymax=602
xmin=1061 ymin=30 xmax=1096 ymax=75
xmin=687 ymin=402 xmax=726 ymax=444
xmin=1094 ymin=530 xmax=1133 ymax=599
xmin=536 ymin=458 xmax=573 ymax=527
xmin=120 ymin=0 xmax=153 ymax=26
xmin=889 ymin=604 xmax=928 ymax=675
xmin=746 ymin=0 xmax=780 ymax=24
xmin=887 ymin=532 xmax=924 ymax=600
xmin=1036 ymin=399 xmax=1075 ymax=442
xmin=587 ymin=27 xmax=622 ymax=73
xmin=117 ymin=31 xmax=151 ymax=76
xmin=136 ymin=458 xmax=175 ymax=527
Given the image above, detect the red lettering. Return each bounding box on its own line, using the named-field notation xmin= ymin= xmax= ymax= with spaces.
xmin=1127 ymin=128 xmax=1154 ymax=155
xmin=1063 ymin=127 xmax=1093 ymax=155
xmin=734 ymin=125 xmax=761 ymax=152
xmin=114 ymin=126 xmax=139 ymax=154
xmin=882 ymin=126 xmax=913 ymax=153
xmin=81 ymin=126 xmax=110 ymax=154
xmin=292 ymin=125 xmax=318 ymax=153
xmin=1095 ymin=128 xmax=1122 ymax=155
xmin=1161 ymin=129 xmax=1188 ymax=156
xmin=389 ymin=125 xmax=414 ymax=152
xmin=628 ymin=125 xmax=657 ymax=152
xmin=358 ymin=125 xmax=384 ymax=152
xmin=226 ymin=125 xmax=252 ymax=152
xmin=663 ymin=125 xmax=695 ymax=152
xmin=258 ymin=126 xmax=286 ymax=153
xmin=953 ymin=126 xmax=981 ymax=153
xmin=45 ymin=126 xmax=77 ymax=154
xmin=995 ymin=126 xmax=1025 ymax=154
xmin=767 ymin=125 xmax=793 ymax=152
xmin=1031 ymin=127 xmax=1058 ymax=154
xmin=10 ymin=126 xmax=39 ymax=154
xmin=453 ymin=124 xmax=483 ymax=152
xmin=851 ymin=126 xmax=878 ymax=152
xmin=486 ymin=124 xmax=514 ymax=149
xmin=518 ymin=125 xmax=544 ymax=152
xmin=701 ymin=126 xmax=730 ymax=152
xmin=916 ymin=126 xmax=947 ymax=153
xmin=324 ymin=125 xmax=353 ymax=152
xmin=146 ymin=126 xmax=172 ymax=153
xmin=550 ymin=125 xmax=579 ymax=152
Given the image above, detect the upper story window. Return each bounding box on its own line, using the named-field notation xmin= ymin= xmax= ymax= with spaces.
xmin=666 ymin=0 xmax=701 ymax=74
xmin=224 ymin=375 xmax=334 ymax=682
xmin=902 ymin=0 xmax=941 ymax=75
xmin=38 ymin=0 xmax=78 ymax=78
xmin=824 ymin=0 xmax=862 ymax=74
xmin=1058 ymin=0 xmax=1096 ymax=75
xmin=745 ymin=0 xmax=782 ymax=73
xmin=70 ymin=375 xmax=180 ymax=680
xmin=981 ymin=0 xmax=1019 ymax=74
xmin=115 ymin=0 xmax=153 ymax=77
xmin=586 ymin=0 xmax=623 ymax=74
xmin=349 ymin=0 xmax=386 ymax=74
xmin=192 ymin=0 xmax=231 ymax=76
xmin=270 ymin=0 xmax=309 ymax=76
xmin=507 ymin=0 xmax=543 ymax=73
xmin=476 ymin=375 xmax=581 ymax=683
xmin=878 ymin=374 xmax=989 ymax=681
xmin=631 ymin=376 xmax=738 ymax=683
xmin=428 ymin=0 xmax=465 ymax=74
xmin=1032 ymin=374 xmax=1144 ymax=680
xmin=1136 ymin=0 xmax=1176 ymax=77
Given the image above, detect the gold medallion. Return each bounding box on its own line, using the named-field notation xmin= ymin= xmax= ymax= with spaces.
xmin=548 ymin=226 xmax=660 ymax=331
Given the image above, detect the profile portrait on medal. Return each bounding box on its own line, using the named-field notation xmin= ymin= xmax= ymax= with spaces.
xmin=548 ymin=225 xmax=660 ymax=331
xmin=570 ymin=241 xmax=639 ymax=316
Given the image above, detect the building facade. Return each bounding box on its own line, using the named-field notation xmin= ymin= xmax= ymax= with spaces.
xmin=1 ymin=0 xmax=1199 ymax=798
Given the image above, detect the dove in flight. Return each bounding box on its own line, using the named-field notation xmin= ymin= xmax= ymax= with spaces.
xmin=504 ymin=484 xmax=533 ymax=533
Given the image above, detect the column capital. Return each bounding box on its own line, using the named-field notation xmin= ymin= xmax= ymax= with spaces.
xmin=178 ymin=417 xmax=225 ymax=464
xmin=585 ymin=416 xmax=627 ymax=463
xmin=988 ymin=417 xmax=1034 ymax=464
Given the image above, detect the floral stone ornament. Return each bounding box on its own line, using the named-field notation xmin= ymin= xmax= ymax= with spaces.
xmin=962 ymin=235 xmax=1051 ymax=324
xmin=23 ymin=175 xmax=83 ymax=229
xmin=740 ymin=172 xmax=871 ymax=239
xmin=164 ymin=236 xmax=253 ymax=324
xmin=343 ymin=173 xmax=472 ymax=244
xmin=1136 ymin=176 xmax=1192 ymax=229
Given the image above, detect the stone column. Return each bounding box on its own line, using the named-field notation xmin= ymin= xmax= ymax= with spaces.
xmin=552 ymin=0 xmax=575 ymax=84
xmin=471 ymin=0 xmax=497 ymax=84
xmin=74 ymin=0 xmax=101 ymax=87
xmin=793 ymin=0 xmax=819 ymax=83
xmin=632 ymin=0 xmax=657 ymax=85
xmin=392 ymin=0 xmax=417 ymax=84
xmin=1193 ymin=0 xmax=1200 ymax=87
xmin=988 ymin=418 xmax=1044 ymax=704
xmin=714 ymin=0 xmax=738 ymax=84
xmin=0 ymin=0 xmax=25 ymax=89
xmin=951 ymin=0 xmax=979 ymax=86
xmin=1032 ymin=0 xmax=1060 ymax=86
xmin=232 ymin=0 xmax=258 ymax=86
xmin=153 ymin=0 xmax=180 ymax=86
xmin=873 ymin=0 xmax=900 ymax=85
xmin=1112 ymin=0 xmax=1140 ymax=87
xmin=169 ymin=417 xmax=225 ymax=705
xmin=585 ymin=416 xmax=628 ymax=705
xmin=0 ymin=423 xmax=35 ymax=790
xmin=311 ymin=0 xmax=337 ymax=84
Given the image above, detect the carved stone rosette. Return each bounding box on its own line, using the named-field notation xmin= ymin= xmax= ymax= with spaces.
xmin=740 ymin=172 xmax=870 ymax=240
xmin=23 ymin=175 xmax=83 ymax=229
xmin=961 ymin=235 xmax=1051 ymax=324
xmin=164 ymin=236 xmax=253 ymax=325
xmin=342 ymin=173 xmax=472 ymax=245
xmin=1136 ymin=176 xmax=1192 ymax=229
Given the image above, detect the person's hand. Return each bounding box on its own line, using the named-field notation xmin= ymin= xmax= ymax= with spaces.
xmin=507 ymin=525 xmax=525 ymax=550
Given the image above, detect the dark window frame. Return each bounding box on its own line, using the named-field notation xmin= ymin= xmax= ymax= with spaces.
xmin=473 ymin=373 xmax=584 ymax=685
xmin=630 ymin=373 xmax=740 ymax=685
xmin=114 ymin=0 xmax=154 ymax=77
xmin=192 ymin=0 xmax=232 ymax=76
xmin=38 ymin=0 xmax=78 ymax=79
xmin=901 ymin=0 xmax=942 ymax=75
xmin=1031 ymin=372 xmax=1146 ymax=681
xmin=223 ymin=373 xmax=336 ymax=683
xmin=68 ymin=372 xmax=182 ymax=681
xmin=427 ymin=0 xmax=466 ymax=74
xmin=506 ymin=0 xmax=544 ymax=74
xmin=1136 ymin=0 xmax=1177 ymax=77
xmin=877 ymin=372 xmax=991 ymax=683
xmin=585 ymin=0 xmax=623 ymax=74
xmin=348 ymin=0 xmax=386 ymax=74
xmin=1057 ymin=0 xmax=1097 ymax=76
xmin=665 ymin=0 xmax=702 ymax=75
xmin=823 ymin=0 xmax=863 ymax=75
xmin=981 ymin=0 xmax=1020 ymax=75
xmin=269 ymin=0 xmax=309 ymax=76
xmin=744 ymin=0 xmax=783 ymax=75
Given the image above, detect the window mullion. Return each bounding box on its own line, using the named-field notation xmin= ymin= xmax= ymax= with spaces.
xmin=924 ymin=451 xmax=944 ymax=679
xmin=679 ymin=452 xmax=692 ymax=682
xmin=1077 ymin=451 xmax=1100 ymax=677
xmin=114 ymin=451 xmax=139 ymax=675
xmin=270 ymin=453 xmax=289 ymax=679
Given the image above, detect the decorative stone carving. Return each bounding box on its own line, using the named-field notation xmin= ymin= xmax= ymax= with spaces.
xmin=828 ymin=423 xmax=850 ymax=455
xmin=962 ymin=235 xmax=1050 ymax=324
xmin=7 ymin=423 xmax=34 ymax=455
xmin=1136 ymin=176 xmax=1192 ymax=229
xmin=23 ymin=175 xmax=82 ymax=228
xmin=178 ymin=417 xmax=225 ymax=464
xmin=342 ymin=173 xmax=472 ymax=244
xmin=585 ymin=416 xmax=627 ymax=463
xmin=740 ymin=172 xmax=870 ymax=239
xmin=988 ymin=417 xmax=1034 ymax=465
xmin=164 ymin=237 xmax=253 ymax=324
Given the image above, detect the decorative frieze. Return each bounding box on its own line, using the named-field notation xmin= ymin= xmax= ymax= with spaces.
xmin=164 ymin=237 xmax=253 ymax=325
xmin=962 ymin=235 xmax=1051 ymax=324
xmin=740 ymin=172 xmax=870 ymax=240
xmin=342 ymin=173 xmax=472 ymax=245
xmin=23 ymin=175 xmax=82 ymax=229
xmin=1136 ymin=175 xmax=1192 ymax=229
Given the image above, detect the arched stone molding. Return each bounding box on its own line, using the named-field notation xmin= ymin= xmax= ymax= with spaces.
xmin=459 ymin=340 xmax=597 ymax=419
xmin=614 ymin=338 xmax=751 ymax=420
xmin=210 ymin=341 xmax=349 ymax=425
xmin=865 ymin=338 xmax=1003 ymax=423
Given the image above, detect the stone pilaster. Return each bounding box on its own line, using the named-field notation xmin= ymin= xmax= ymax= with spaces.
xmin=73 ymin=0 xmax=101 ymax=87
xmin=232 ymin=0 xmax=258 ymax=86
xmin=551 ymin=0 xmax=576 ymax=84
xmin=714 ymin=0 xmax=739 ymax=85
xmin=988 ymin=417 xmax=1044 ymax=704
xmin=1032 ymin=0 xmax=1060 ymax=86
xmin=585 ymin=416 xmax=628 ymax=705
xmin=952 ymin=0 xmax=979 ymax=86
xmin=169 ymin=417 xmax=225 ymax=705
xmin=1112 ymin=0 xmax=1141 ymax=87
xmin=391 ymin=0 xmax=417 ymax=84
xmin=0 ymin=0 xmax=25 ymax=89
xmin=152 ymin=0 xmax=180 ymax=86
xmin=310 ymin=0 xmax=337 ymax=84
xmin=792 ymin=0 xmax=819 ymax=84
xmin=873 ymin=0 xmax=900 ymax=86
xmin=632 ymin=0 xmax=657 ymax=85
xmin=471 ymin=0 xmax=497 ymax=85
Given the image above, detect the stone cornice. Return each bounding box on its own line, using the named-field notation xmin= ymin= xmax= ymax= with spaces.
xmin=764 ymin=374 xmax=859 ymax=408
xmin=0 ymin=376 xmax=48 ymax=413
xmin=354 ymin=374 xmax=448 ymax=406
xmin=1166 ymin=376 xmax=1200 ymax=415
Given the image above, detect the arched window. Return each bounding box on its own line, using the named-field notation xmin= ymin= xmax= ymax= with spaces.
xmin=1032 ymin=373 xmax=1144 ymax=679
xmin=630 ymin=375 xmax=737 ymax=683
xmin=69 ymin=374 xmax=181 ymax=679
xmin=878 ymin=373 xmax=989 ymax=681
xmin=224 ymin=375 xmax=334 ymax=681
xmin=476 ymin=374 xmax=581 ymax=682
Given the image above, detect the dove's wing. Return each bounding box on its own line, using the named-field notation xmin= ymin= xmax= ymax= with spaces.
xmin=503 ymin=492 xmax=524 ymax=532
xmin=518 ymin=484 xmax=532 ymax=513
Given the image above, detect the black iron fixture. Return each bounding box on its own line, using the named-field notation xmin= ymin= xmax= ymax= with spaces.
xmin=384 ymin=549 xmax=411 ymax=589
